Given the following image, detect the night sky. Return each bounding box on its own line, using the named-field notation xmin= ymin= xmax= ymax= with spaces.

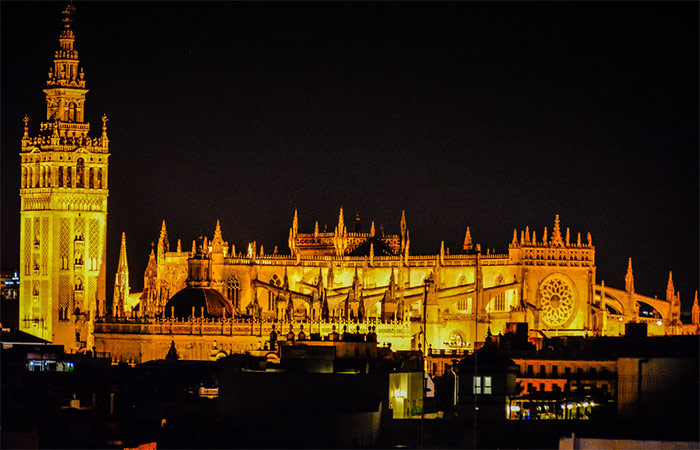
xmin=1 ymin=2 xmax=697 ymax=310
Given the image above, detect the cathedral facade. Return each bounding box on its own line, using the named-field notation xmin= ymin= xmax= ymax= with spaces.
xmin=97 ymin=208 xmax=694 ymax=363
xmin=19 ymin=5 xmax=109 ymax=351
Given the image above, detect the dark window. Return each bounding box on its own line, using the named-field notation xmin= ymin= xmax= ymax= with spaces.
xmin=539 ymin=365 xmax=546 ymax=376
xmin=527 ymin=365 xmax=534 ymax=376
xmin=552 ymin=365 xmax=559 ymax=376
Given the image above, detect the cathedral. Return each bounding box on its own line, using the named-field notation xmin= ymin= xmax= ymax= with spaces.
xmin=19 ymin=6 xmax=699 ymax=362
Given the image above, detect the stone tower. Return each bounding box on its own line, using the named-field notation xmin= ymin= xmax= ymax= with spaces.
xmin=19 ymin=4 xmax=109 ymax=351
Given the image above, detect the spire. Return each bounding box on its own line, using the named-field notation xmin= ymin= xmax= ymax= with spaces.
xmin=551 ymin=215 xmax=564 ymax=247
xmin=400 ymin=210 xmax=409 ymax=261
xmin=463 ymin=227 xmax=473 ymax=251
xmin=666 ymin=271 xmax=675 ymax=302
xmin=292 ymin=209 xmax=299 ymax=237
xmin=370 ymin=221 xmax=375 ymax=237
xmin=191 ymin=240 xmax=196 ymax=255
xmin=314 ymin=221 xmax=319 ymax=237
xmin=524 ymin=226 xmax=530 ymax=245
xmin=625 ymin=258 xmax=634 ymax=294
xmin=565 ymin=228 xmax=570 ymax=246
xmin=337 ymin=206 xmax=345 ymax=234
xmin=511 ymin=229 xmax=518 ymax=246
xmin=117 ymin=232 xmax=128 ymax=272
xmin=211 ymin=220 xmax=223 ymax=252
xmin=112 ymin=232 xmax=130 ymax=317
xmin=176 ymin=239 xmax=182 ymax=253
xmin=158 ymin=220 xmax=169 ymax=254
xmin=542 ymin=227 xmax=548 ymax=245
xmin=692 ymin=291 xmax=699 ymax=326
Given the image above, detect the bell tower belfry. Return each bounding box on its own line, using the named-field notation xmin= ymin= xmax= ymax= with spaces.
xmin=19 ymin=4 xmax=109 ymax=352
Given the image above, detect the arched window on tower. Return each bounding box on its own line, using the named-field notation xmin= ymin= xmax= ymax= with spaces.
xmin=76 ymin=158 xmax=85 ymax=188
xmin=89 ymin=167 xmax=94 ymax=188
xmin=67 ymin=167 xmax=72 ymax=188
xmin=226 ymin=274 xmax=240 ymax=310
xmin=268 ymin=274 xmax=281 ymax=310
xmin=21 ymin=167 xmax=26 ymax=188
xmin=68 ymin=102 xmax=77 ymax=122
xmin=58 ymin=167 xmax=63 ymax=187
xmin=46 ymin=167 xmax=51 ymax=187
xmin=97 ymin=169 xmax=102 ymax=189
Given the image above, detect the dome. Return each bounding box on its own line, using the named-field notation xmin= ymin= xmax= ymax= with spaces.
xmin=164 ymin=288 xmax=232 ymax=319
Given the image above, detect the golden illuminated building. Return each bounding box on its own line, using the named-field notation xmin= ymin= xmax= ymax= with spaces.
xmin=19 ymin=7 xmax=697 ymax=362
xmin=19 ymin=5 xmax=109 ymax=350
xmin=95 ymin=208 xmax=695 ymax=363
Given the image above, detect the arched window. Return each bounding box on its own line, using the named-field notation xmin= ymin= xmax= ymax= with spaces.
xmin=76 ymin=158 xmax=85 ymax=188
xmin=75 ymin=277 xmax=83 ymax=291
xmin=68 ymin=102 xmax=77 ymax=122
xmin=41 ymin=167 xmax=46 ymax=187
xmin=46 ymin=167 xmax=51 ymax=187
xmin=21 ymin=168 xmax=26 ymax=188
xmin=226 ymin=275 xmax=240 ymax=310
xmin=268 ymin=274 xmax=280 ymax=310
xmin=493 ymin=275 xmax=505 ymax=311
xmin=58 ymin=166 xmax=63 ymax=187
xmin=67 ymin=167 xmax=72 ymax=188
xmin=96 ymin=169 xmax=102 ymax=189
xmin=89 ymin=167 xmax=94 ymax=188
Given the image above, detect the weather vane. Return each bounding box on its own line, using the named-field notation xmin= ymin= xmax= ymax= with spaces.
xmin=62 ymin=1 xmax=76 ymax=27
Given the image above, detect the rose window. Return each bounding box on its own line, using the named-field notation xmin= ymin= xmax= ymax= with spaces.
xmin=539 ymin=276 xmax=575 ymax=327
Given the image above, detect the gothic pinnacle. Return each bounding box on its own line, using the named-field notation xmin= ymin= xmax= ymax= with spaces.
xmin=625 ymin=257 xmax=634 ymax=294
xmin=463 ymin=227 xmax=473 ymax=251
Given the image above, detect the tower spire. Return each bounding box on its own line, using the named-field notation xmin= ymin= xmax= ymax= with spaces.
xmin=463 ymin=227 xmax=473 ymax=252
xmin=551 ymin=214 xmax=563 ymax=247
xmin=113 ymin=232 xmax=130 ymax=317
xmin=158 ymin=220 xmax=169 ymax=255
xmin=666 ymin=271 xmax=675 ymax=302
xmin=625 ymin=258 xmax=634 ymax=294
xmin=692 ymin=291 xmax=699 ymax=327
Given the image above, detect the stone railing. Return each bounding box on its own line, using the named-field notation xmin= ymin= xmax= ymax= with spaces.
xmin=94 ymin=317 xmax=412 ymax=339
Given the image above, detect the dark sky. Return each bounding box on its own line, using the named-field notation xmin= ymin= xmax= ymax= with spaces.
xmin=2 ymin=2 xmax=698 ymax=310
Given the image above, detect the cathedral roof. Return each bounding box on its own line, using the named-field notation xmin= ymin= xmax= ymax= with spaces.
xmin=164 ymin=288 xmax=232 ymax=319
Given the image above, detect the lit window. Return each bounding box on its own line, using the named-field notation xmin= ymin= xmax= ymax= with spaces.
xmin=473 ymin=376 xmax=492 ymax=395
xmin=484 ymin=376 xmax=492 ymax=395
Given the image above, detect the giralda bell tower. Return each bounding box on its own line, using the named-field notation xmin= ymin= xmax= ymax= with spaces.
xmin=19 ymin=4 xmax=109 ymax=351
